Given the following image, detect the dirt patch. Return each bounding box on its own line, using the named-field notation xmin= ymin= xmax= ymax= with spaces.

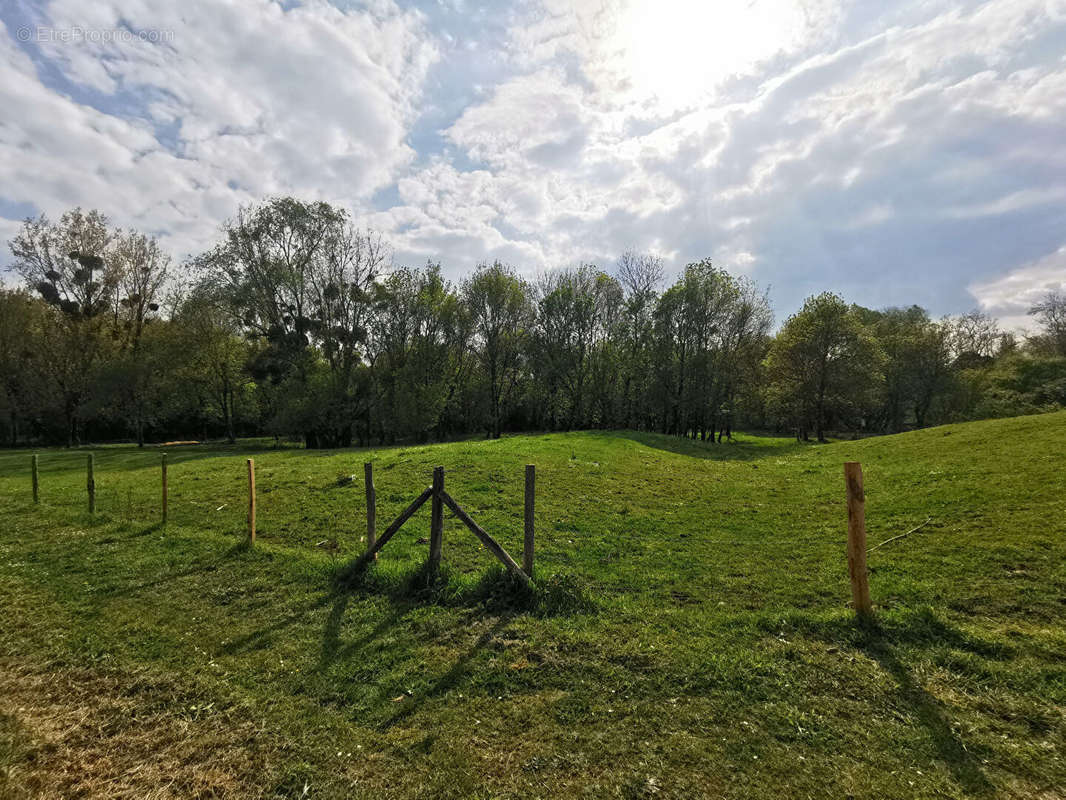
xmin=0 ymin=659 xmax=276 ymax=799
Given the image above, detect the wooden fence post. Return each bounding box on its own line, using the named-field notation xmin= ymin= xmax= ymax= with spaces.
xmin=247 ymin=458 xmax=256 ymax=542
xmin=524 ymin=464 xmax=535 ymax=578
xmin=844 ymin=461 xmax=872 ymax=616
xmin=429 ymin=466 xmax=444 ymax=572
xmin=31 ymin=454 xmax=39 ymax=505
xmin=161 ymin=453 xmax=168 ymax=525
xmin=364 ymin=462 xmax=376 ymax=558
xmin=87 ymin=453 xmax=95 ymax=514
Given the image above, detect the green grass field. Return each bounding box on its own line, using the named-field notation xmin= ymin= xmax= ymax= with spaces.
xmin=1 ymin=413 xmax=1064 ymax=799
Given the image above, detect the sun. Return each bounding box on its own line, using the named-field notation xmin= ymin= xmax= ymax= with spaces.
xmin=612 ymin=0 xmax=813 ymax=111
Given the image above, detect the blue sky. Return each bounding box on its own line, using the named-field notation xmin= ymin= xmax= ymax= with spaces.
xmin=2 ymin=0 xmax=1065 ymax=328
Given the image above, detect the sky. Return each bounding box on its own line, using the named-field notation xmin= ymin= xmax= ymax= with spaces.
xmin=1 ymin=0 xmax=1065 ymax=329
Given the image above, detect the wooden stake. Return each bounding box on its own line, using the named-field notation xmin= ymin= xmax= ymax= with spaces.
xmin=161 ymin=453 xmax=168 ymax=525
xmin=247 ymin=458 xmax=256 ymax=542
xmin=364 ymin=462 xmax=376 ymax=557
xmin=31 ymin=454 xmax=39 ymax=504
xmin=87 ymin=453 xmax=95 ymax=514
xmin=844 ymin=461 xmax=872 ymax=616
xmin=429 ymin=466 xmax=444 ymax=572
xmin=523 ymin=464 xmax=535 ymax=578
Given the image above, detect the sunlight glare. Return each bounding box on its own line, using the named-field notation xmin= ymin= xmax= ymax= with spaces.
xmin=615 ymin=0 xmax=811 ymax=110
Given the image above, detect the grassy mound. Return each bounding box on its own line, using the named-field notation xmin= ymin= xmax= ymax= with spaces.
xmin=1 ymin=413 xmax=1064 ymax=798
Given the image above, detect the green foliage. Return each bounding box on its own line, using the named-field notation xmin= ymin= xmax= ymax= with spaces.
xmin=961 ymin=352 xmax=1066 ymax=419
xmin=5 ymin=203 xmax=1066 ymax=449
xmin=462 ymin=261 xmax=533 ymax=438
xmin=6 ymin=210 xmax=170 ymax=446
xmin=652 ymin=259 xmax=772 ymax=438
xmin=764 ymin=292 xmax=884 ymax=440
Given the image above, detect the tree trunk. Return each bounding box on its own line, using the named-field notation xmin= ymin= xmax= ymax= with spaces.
xmin=815 ymin=389 xmax=827 ymax=442
xmin=224 ymin=387 xmax=236 ymax=444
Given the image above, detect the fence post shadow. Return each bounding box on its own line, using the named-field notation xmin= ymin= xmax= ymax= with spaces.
xmin=318 ymin=593 xmax=417 ymax=670
xmin=378 ymin=613 xmax=513 ymax=732
xmin=856 ymin=622 xmax=994 ymax=796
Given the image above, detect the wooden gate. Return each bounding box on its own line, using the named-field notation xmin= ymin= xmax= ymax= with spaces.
xmin=356 ymin=464 xmax=535 ymax=586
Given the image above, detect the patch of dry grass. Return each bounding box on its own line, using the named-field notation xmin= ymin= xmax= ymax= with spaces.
xmin=0 ymin=659 xmax=276 ymax=799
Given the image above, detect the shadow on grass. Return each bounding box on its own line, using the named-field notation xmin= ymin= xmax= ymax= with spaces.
xmin=311 ymin=581 xmax=516 ymax=732
xmin=116 ymin=521 xmax=165 ymax=540
xmin=99 ymin=536 xmax=255 ymax=598
xmin=598 ymin=430 xmax=815 ymax=462
xmin=318 ymin=595 xmax=413 ymax=670
xmin=310 ymin=559 xmax=595 ymax=723
xmin=797 ymin=608 xmax=996 ymax=795
xmin=786 ymin=606 xmax=1011 ymax=660
xmin=0 ymin=430 xmax=498 ymax=480
xmin=379 ymin=613 xmax=513 ymax=732
xmin=333 ymin=556 xmax=594 ymax=617
xmin=220 ymin=591 xmax=337 ymax=656
xmin=862 ymin=634 xmax=994 ymax=796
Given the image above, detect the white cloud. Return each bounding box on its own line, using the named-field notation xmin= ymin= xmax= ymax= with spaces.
xmin=378 ymin=0 xmax=1066 ymax=314
xmin=1 ymin=0 xmax=436 ymax=261
xmin=969 ymin=247 xmax=1066 ymax=331
xmin=3 ymin=0 xmax=1066 ymax=323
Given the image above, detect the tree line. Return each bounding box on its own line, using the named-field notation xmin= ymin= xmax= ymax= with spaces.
xmin=2 ymin=198 xmax=1065 ymax=448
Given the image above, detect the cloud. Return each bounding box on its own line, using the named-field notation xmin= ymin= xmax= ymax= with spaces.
xmin=378 ymin=0 xmax=1066 ymax=314
xmin=969 ymin=247 xmax=1066 ymax=331
xmin=1 ymin=0 xmax=436 ymax=262
xmin=3 ymin=0 xmax=1066 ymax=325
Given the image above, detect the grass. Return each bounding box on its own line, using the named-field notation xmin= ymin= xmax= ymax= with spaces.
xmin=1 ymin=413 xmax=1064 ymax=798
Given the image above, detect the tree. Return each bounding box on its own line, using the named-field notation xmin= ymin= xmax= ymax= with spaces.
xmin=10 ymin=209 xmax=117 ymax=319
xmin=9 ymin=209 xmax=115 ymax=445
xmin=948 ymin=310 xmax=1000 ymax=367
xmin=858 ymin=306 xmax=952 ymax=431
xmin=651 ymin=260 xmax=771 ymax=439
xmin=94 ymin=319 xmax=180 ymax=447
xmin=197 ymin=197 xmax=386 ymax=446
xmin=368 ymin=264 xmax=469 ymax=443
xmin=7 ymin=198 xmax=1065 ymax=447
xmin=713 ymin=275 xmax=774 ymax=439
xmin=909 ymin=319 xmax=953 ymax=428
xmin=533 ymin=265 xmax=622 ymax=430
xmin=615 ymin=250 xmax=662 ymax=429
xmin=462 ymin=262 xmax=533 ymax=438
xmin=9 ymin=209 xmax=174 ymax=445
xmin=176 ymin=289 xmax=255 ymax=444
xmin=0 ymin=290 xmax=47 ymax=446
xmin=1029 ymin=290 xmax=1066 ymax=356
xmin=103 ymin=231 xmax=171 ymax=445
xmin=764 ymin=292 xmax=884 ymax=442
xmin=109 ymin=231 xmax=169 ymax=350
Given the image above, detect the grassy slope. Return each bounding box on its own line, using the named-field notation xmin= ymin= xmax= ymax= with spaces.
xmin=0 ymin=413 xmax=1064 ymax=799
